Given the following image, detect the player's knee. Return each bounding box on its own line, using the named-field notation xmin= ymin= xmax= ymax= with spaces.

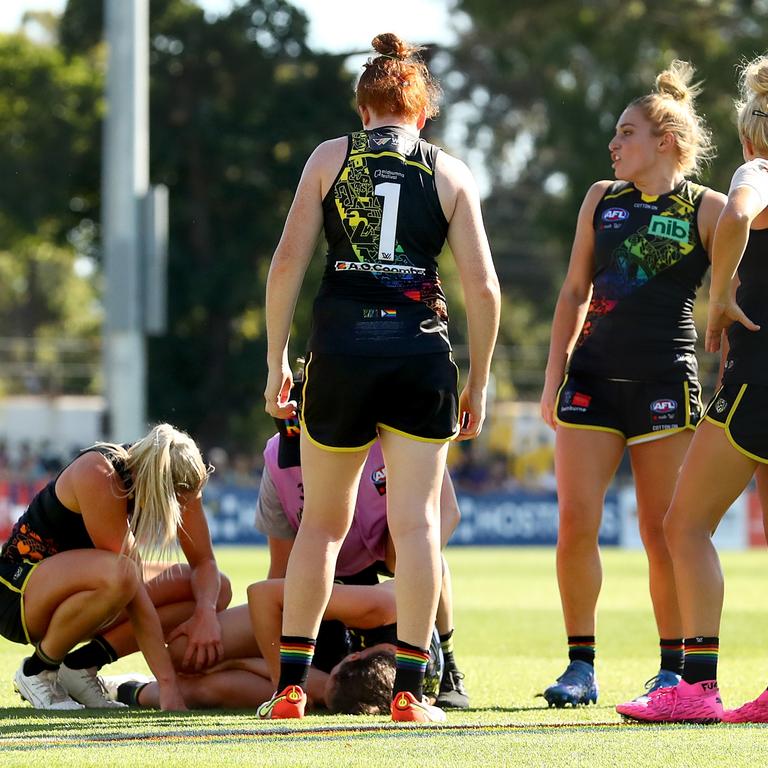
xmin=100 ymin=555 xmax=141 ymax=607
xmin=662 ymin=505 xmax=689 ymax=554
xmin=637 ymin=516 xmax=668 ymax=555
xmin=300 ymin=521 xmax=350 ymax=547
xmin=556 ymin=507 xmax=600 ymax=549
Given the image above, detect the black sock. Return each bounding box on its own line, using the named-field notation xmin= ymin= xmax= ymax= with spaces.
xmin=568 ymin=635 xmax=595 ymax=666
xmin=439 ymin=629 xmax=457 ymax=670
xmin=23 ymin=644 xmax=61 ymax=676
xmin=682 ymin=636 xmax=719 ymax=684
xmin=117 ymin=681 xmax=149 ymax=707
xmin=63 ymin=636 xmax=118 ymax=670
xmin=393 ymin=639 xmax=430 ymax=699
xmin=659 ymin=638 xmax=684 ymax=675
xmin=276 ymin=635 xmax=316 ymax=691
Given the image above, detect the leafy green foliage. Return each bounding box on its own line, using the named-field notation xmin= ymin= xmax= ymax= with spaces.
xmin=0 ymin=32 xmax=102 ymax=394
xmin=139 ymin=0 xmax=355 ymax=448
xmin=7 ymin=0 xmax=357 ymax=446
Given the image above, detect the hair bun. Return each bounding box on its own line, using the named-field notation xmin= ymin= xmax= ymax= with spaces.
xmin=371 ymin=33 xmax=417 ymax=60
xmin=656 ymin=60 xmax=700 ymax=102
xmin=744 ymin=57 xmax=768 ymax=98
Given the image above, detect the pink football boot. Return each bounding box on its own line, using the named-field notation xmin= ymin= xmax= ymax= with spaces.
xmin=616 ymin=679 xmax=722 ymax=723
xmin=722 ymin=689 xmax=768 ymax=724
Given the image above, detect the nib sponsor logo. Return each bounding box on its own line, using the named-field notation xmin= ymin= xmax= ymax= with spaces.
xmin=648 ymin=214 xmax=690 ymax=244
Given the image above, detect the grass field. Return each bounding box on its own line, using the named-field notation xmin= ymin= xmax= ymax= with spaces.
xmin=1 ymin=546 xmax=767 ymax=767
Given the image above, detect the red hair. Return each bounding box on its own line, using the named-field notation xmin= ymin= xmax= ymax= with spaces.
xmin=356 ymin=33 xmax=441 ymax=121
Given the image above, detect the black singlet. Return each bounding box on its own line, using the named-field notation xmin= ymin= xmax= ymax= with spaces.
xmin=308 ymin=126 xmax=451 ymax=356
xmin=568 ymin=180 xmax=709 ymax=381
xmin=0 ymin=446 xmax=132 ymax=564
xmin=723 ymin=228 xmax=768 ymax=384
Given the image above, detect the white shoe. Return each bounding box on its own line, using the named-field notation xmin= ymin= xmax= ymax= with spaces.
xmin=99 ymin=673 xmax=155 ymax=704
xmin=14 ymin=661 xmax=85 ymax=710
xmin=57 ymin=663 xmax=128 ymax=708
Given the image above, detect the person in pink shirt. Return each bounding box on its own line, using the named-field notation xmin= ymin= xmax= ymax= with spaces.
xmin=255 ymin=421 xmax=469 ymax=709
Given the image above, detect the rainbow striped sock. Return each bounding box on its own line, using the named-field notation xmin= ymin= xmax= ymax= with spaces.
xmin=682 ymin=636 xmax=719 ymax=684
xmin=393 ymin=640 xmax=430 ymax=699
xmin=568 ymin=635 xmax=595 ymax=666
xmin=276 ymin=635 xmax=315 ymax=690
xmin=659 ymin=638 xmax=684 ymax=675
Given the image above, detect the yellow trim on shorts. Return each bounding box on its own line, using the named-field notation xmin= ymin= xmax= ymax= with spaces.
xmin=300 ymin=417 xmax=377 ymax=453
xmin=299 ymin=353 xmax=376 ymax=452
xmin=0 ymin=560 xmax=40 ymax=644
xmin=299 ymin=353 xmax=313 ymax=424
xmin=301 ymin=351 xmax=460 ymax=448
xmin=553 ymin=373 xmax=625 ymax=437
xmin=377 ymin=422 xmax=459 ymax=443
xmin=555 ymin=419 xmax=625 ymax=437
xmin=626 ymin=426 xmax=688 ymax=446
xmin=626 ymin=380 xmax=695 ymax=445
xmin=377 ymin=354 xmax=461 ymax=443
xmin=705 ymin=384 xmax=768 ymax=464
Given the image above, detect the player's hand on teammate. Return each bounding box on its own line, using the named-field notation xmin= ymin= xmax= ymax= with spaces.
xmin=705 ymin=299 xmax=760 ymax=353
xmin=264 ymin=364 xmax=296 ymax=419
xmin=167 ymin=608 xmax=225 ymax=672
xmin=457 ymin=384 xmax=486 ymax=440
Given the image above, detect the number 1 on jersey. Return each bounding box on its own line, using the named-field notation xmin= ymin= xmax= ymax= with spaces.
xmin=374 ymin=182 xmax=401 ymax=262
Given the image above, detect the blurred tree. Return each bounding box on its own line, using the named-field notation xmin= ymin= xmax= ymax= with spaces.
xmin=0 ymin=31 xmax=102 ymax=394
xmin=449 ymin=0 xmax=768 ymax=393
xmin=59 ymin=0 xmax=357 ymax=448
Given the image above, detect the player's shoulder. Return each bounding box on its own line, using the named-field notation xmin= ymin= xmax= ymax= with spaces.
xmin=435 ymin=149 xmax=473 ymax=183
xmin=312 ymin=135 xmax=349 ymax=160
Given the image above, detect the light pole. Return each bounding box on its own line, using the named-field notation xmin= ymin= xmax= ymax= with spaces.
xmin=102 ymin=0 xmax=166 ymax=440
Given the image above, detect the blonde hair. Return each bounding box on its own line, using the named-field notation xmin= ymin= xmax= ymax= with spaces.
xmin=97 ymin=424 xmax=210 ymax=562
xmin=629 ymin=60 xmax=715 ymax=176
xmin=356 ymin=33 xmax=441 ymax=121
xmin=736 ymin=54 xmax=768 ymax=154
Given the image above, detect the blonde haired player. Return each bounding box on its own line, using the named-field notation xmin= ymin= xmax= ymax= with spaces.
xmin=0 ymin=424 xmax=228 ymax=710
xmin=618 ymin=54 xmax=768 ymax=724
xmin=540 ymin=61 xmax=725 ymax=707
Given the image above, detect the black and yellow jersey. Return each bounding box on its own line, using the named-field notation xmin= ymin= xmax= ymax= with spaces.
xmin=724 ymin=228 xmax=768 ymax=385
xmin=0 ymin=446 xmax=132 ymax=564
xmin=568 ymin=179 xmax=709 ymax=381
xmin=307 ymin=126 xmax=450 ymax=356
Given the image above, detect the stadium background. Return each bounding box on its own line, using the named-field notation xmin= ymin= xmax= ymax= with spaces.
xmin=1 ymin=0 xmax=767 ymax=549
xmin=1 ymin=5 xmax=768 ymax=765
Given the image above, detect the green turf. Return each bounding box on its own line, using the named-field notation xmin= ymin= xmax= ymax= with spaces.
xmin=1 ymin=546 xmax=767 ymax=767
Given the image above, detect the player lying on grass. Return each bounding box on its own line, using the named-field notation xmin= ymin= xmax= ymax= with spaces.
xmin=105 ymin=578 xmax=442 ymax=714
xmin=257 ymin=419 xmax=468 ymax=709
xmin=0 ymin=424 xmax=231 ymax=711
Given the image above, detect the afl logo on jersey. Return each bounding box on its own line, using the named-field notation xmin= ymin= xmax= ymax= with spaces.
xmin=601 ymin=207 xmax=629 ymax=222
xmin=650 ymin=399 xmax=677 ymax=414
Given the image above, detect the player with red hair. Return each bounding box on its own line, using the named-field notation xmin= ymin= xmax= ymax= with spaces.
xmin=262 ymin=32 xmax=499 ymax=722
